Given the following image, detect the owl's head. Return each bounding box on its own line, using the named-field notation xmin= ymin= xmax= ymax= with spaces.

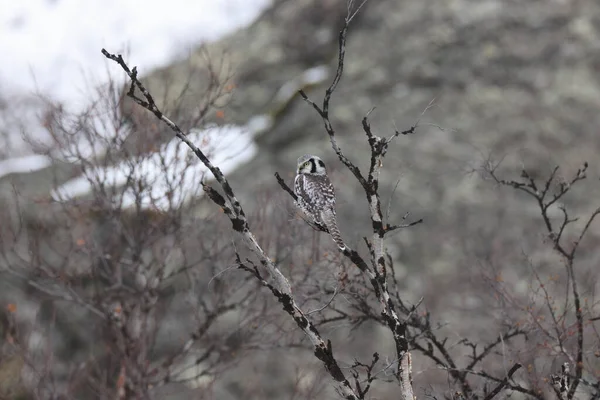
xmin=297 ymin=154 xmax=326 ymax=175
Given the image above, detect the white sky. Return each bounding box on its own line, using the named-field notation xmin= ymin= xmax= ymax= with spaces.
xmin=0 ymin=0 xmax=270 ymax=103
xmin=0 ymin=0 xmax=272 ymax=208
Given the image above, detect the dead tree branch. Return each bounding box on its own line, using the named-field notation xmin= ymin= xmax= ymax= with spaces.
xmin=483 ymin=363 xmax=522 ymax=400
xmin=487 ymin=161 xmax=600 ymax=398
xmin=275 ymin=2 xmax=421 ymax=399
xmin=101 ymin=47 xmax=362 ymax=399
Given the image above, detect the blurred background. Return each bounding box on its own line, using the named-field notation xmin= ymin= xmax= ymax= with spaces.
xmin=0 ymin=0 xmax=270 ymax=155
xmin=1 ymin=0 xmax=600 ymax=398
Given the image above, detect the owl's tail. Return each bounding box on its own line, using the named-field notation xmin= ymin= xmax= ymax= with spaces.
xmin=322 ymin=209 xmax=347 ymax=251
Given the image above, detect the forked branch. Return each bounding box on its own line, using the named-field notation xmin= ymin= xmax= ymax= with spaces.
xmin=101 ymin=49 xmax=361 ymax=399
xmin=275 ymin=1 xmax=421 ymax=398
xmin=487 ymin=161 xmax=600 ymax=398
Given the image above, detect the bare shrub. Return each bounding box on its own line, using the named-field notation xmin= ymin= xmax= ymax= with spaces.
xmin=0 ymin=50 xmax=280 ymax=400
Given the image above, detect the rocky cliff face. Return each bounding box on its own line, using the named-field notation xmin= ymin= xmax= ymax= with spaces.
xmin=143 ymin=0 xmax=600 ymax=276
xmin=140 ymin=0 xmax=600 ymax=394
xmin=2 ymin=0 xmax=600 ymax=398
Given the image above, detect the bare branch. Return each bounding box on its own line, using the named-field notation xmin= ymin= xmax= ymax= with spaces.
xmin=101 ymin=47 xmax=362 ymax=400
xmin=483 ymin=363 xmax=522 ymax=400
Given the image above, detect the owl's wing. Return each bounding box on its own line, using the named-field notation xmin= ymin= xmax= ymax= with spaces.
xmin=312 ymin=175 xmax=336 ymax=204
xmin=321 ymin=208 xmax=346 ymax=251
xmin=294 ymin=174 xmax=310 ymax=204
xmin=311 ymin=176 xmax=346 ymax=250
xmin=294 ymin=174 xmax=321 ymax=225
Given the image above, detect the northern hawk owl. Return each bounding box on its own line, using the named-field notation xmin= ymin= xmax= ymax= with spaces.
xmin=294 ymin=154 xmax=346 ymax=251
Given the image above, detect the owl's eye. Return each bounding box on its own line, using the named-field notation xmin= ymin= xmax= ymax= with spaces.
xmin=303 ymin=162 xmax=310 ymax=168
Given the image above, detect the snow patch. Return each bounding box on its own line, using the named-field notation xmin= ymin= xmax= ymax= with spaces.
xmin=51 ymin=124 xmax=257 ymax=210
xmin=0 ymin=154 xmax=52 ymax=179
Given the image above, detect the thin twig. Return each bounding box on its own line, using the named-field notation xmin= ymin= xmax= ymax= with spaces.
xmin=483 ymin=363 xmax=522 ymax=400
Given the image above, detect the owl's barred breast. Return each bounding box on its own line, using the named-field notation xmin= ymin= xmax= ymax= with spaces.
xmin=295 ymin=174 xmax=336 ymax=212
